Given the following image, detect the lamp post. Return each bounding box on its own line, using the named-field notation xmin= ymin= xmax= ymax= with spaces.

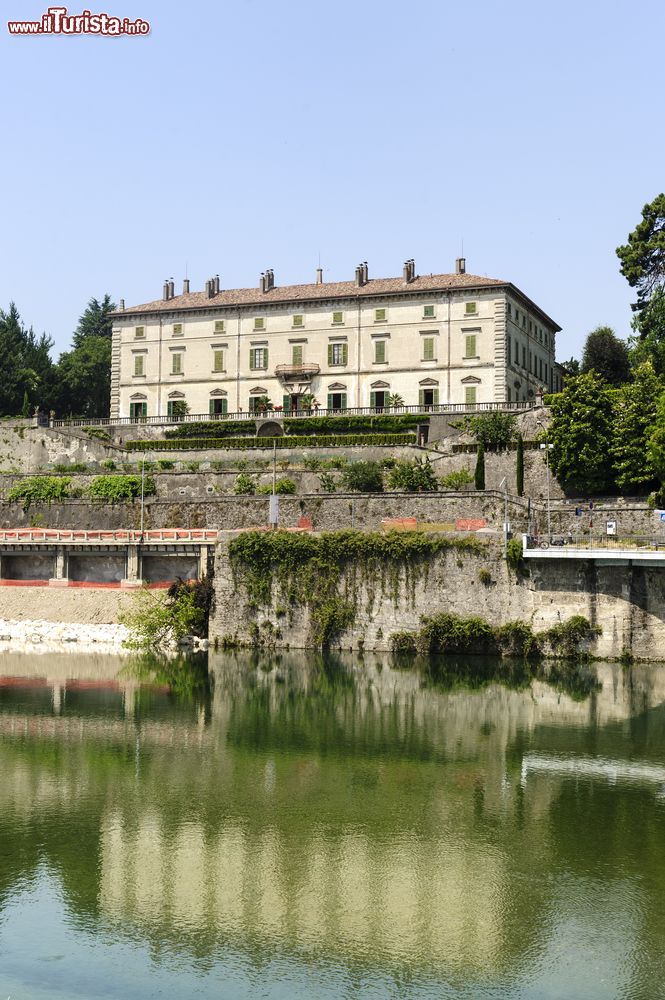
xmin=537 ymin=419 xmax=552 ymax=541
xmin=139 ymin=451 xmax=146 ymax=538
xmin=499 ymin=476 xmax=508 ymax=556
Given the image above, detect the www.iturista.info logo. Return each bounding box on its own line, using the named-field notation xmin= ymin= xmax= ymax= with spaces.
xmin=7 ymin=7 xmax=150 ymax=35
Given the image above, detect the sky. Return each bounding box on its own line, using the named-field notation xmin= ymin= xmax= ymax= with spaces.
xmin=1 ymin=0 xmax=663 ymax=360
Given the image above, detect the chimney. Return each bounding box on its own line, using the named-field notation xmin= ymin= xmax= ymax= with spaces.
xmin=183 ymin=278 xmax=190 ymax=294
xmin=260 ymin=272 xmax=266 ymax=293
xmin=215 ymin=274 xmax=220 ymax=293
xmin=455 ymin=257 xmax=466 ymax=275
xmin=206 ymin=279 xmax=214 ymax=298
xmin=363 ymin=261 xmax=369 ymax=283
xmin=403 ymin=259 xmax=415 ymax=283
xmin=163 ymin=280 xmax=169 ymax=301
xmin=120 ymin=298 xmax=125 ymax=311
xmin=355 ymin=265 xmax=363 ymax=286
xmin=265 ymin=268 xmax=274 ymax=290
xmin=316 ymin=267 xmax=323 ymax=284
xmin=168 ymin=279 xmax=175 ymax=299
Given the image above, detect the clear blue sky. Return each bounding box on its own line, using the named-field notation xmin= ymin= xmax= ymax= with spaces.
xmin=1 ymin=0 xmax=663 ymax=359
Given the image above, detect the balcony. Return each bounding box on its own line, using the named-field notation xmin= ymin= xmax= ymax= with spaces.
xmin=274 ymin=363 xmax=320 ymax=382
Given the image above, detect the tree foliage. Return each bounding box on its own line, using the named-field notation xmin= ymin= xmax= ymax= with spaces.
xmin=612 ymin=362 xmax=661 ymax=490
xmin=386 ymin=458 xmax=438 ymax=492
xmin=580 ymin=326 xmax=630 ymax=385
xmin=616 ymin=193 xmax=665 ymax=318
xmin=341 ymin=461 xmax=384 ymax=493
xmin=461 ymin=411 xmax=517 ymax=450
xmin=548 ymin=373 xmax=615 ymax=493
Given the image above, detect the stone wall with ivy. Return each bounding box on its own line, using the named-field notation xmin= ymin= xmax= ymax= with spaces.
xmin=211 ymin=530 xmax=665 ymax=660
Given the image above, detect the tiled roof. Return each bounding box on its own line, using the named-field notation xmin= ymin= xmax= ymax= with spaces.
xmin=116 ymin=272 xmax=560 ymax=330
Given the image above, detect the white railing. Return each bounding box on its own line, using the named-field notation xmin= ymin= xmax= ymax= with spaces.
xmin=52 ymin=400 xmax=536 ymax=429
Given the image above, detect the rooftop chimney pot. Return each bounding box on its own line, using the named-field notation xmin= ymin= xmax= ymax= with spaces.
xmin=163 ymin=280 xmax=169 ymax=301
xmin=455 ymin=257 xmax=466 ymax=275
xmin=183 ymin=278 xmax=190 ymax=294
xmin=316 ymin=267 xmax=323 ymax=284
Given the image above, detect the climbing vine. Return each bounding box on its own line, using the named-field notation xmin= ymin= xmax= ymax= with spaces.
xmin=228 ymin=529 xmax=485 ymax=648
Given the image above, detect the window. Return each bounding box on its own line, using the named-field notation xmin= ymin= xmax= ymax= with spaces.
xmin=327 ymin=392 xmax=347 ymax=411
xmin=422 ymin=337 xmax=435 ymax=361
xmin=374 ymin=308 xmax=386 ymax=322
xmin=171 ymin=352 xmax=183 ymax=375
xmin=253 ymin=317 xmax=265 ymax=330
xmin=374 ymin=340 xmax=387 ymax=363
xmin=209 ymin=397 xmax=228 ymax=416
xmin=464 ymin=334 xmax=477 ymax=358
xmin=173 ymin=323 xmax=183 ymax=336
xmin=522 ymin=345 xmax=527 ymax=368
xmin=514 ymin=339 xmax=519 ymax=364
xmin=506 ymin=335 xmax=512 ymax=362
xmin=134 ymin=326 xmax=145 ymax=339
xmin=292 ymin=344 xmax=303 ymax=365
xmin=465 ymin=386 xmax=477 ymax=405
xmin=328 ymin=342 xmax=348 ymax=366
xmin=213 ymin=349 xmax=225 ymax=373
xmin=465 ymin=302 xmax=477 ymax=315
xmin=167 ymin=399 xmax=187 ymax=418
xmin=292 ymin=314 xmax=304 ymax=328
xmin=129 ymin=401 xmax=146 ymax=420
xmin=507 ymin=303 xmax=512 ymax=317
xmin=214 ymin=320 xmax=225 ymax=333
xmin=419 ymin=387 xmax=439 ymax=408
xmin=423 ymin=305 xmax=435 ymax=318
xmin=133 ymin=355 xmax=144 ymax=377
xmin=332 ymin=311 xmax=344 ymax=325
xmin=249 ymin=347 xmax=268 ymax=370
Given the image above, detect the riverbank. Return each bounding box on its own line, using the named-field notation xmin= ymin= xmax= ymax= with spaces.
xmin=0 ymin=587 xmax=133 ymax=652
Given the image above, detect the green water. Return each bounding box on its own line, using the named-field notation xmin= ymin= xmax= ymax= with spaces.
xmin=1 ymin=650 xmax=665 ymax=999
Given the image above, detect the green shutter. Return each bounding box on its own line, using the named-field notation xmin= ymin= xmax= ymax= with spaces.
xmin=370 ymin=392 xmax=376 ymax=408
xmin=264 ymin=348 xmax=269 ymax=369
xmin=418 ymin=390 xmax=424 ymax=406
xmin=221 ymin=398 xmax=228 ymax=415
xmin=423 ymin=338 xmax=434 ymax=361
xmin=432 ymin=388 xmax=439 ymax=405
xmin=465 ymin=335 xmax=477 ymax=358
xmin=249 ymin=350 xmax=255 ymax=370
xmin=209 ymin=399 xmax=215 ymax=416
xmin=375 ymin=341 xmax=386 ymax=363
xmin=328 ymin=344 xmax=334 ymax=366
xmin=327 ymin=394 xmax=333 ymax=410
xmin=341 ymin=343 xmax=348 ymax=365
xmin=283 ymin=395 xmax=291 ymax=413
xmin=465 ymin=386 xmax=477 ymax=405
xmin=340 ymin=393 xmax=347 ymax=410
xmin=292 ymin=345 xmax=303 ymax=365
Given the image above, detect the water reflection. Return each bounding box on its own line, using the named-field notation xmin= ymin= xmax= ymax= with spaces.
xmin=1 ymin=651 xmax=665 ymax=998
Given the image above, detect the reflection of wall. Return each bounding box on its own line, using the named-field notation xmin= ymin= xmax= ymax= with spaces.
xmin=99 ymin=814 xmax=507 ymax=975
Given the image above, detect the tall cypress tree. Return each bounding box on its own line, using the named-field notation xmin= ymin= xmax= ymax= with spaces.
xmin=516 ymin=435 xmax=524 ymax=496
xmin=475 ymin=441 xmax=485 ymax=491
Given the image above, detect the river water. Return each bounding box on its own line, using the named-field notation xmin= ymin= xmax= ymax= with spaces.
xmin=1 ymin=650 xmax=664 ymax=999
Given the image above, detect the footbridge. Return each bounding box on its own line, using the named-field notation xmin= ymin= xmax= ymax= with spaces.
xmin=0 ymin=529 xmax=219 ymax=587
xmin=522 ymin=534 xmax=665 ymax=566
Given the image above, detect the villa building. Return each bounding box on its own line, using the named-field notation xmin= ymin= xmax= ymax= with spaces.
xmin=110 ymin=259 xmax=561 ymax=420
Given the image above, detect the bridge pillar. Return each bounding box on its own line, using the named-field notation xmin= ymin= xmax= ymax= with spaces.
xmin=121 ymin=544 xmax=143 ymax=588
xmin=199 ymin=545 xmax=210 ymax=578
xmin=48 ymin=546 xmax=69 ymax=587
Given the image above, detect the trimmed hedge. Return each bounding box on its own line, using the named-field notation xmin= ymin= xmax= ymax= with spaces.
xmin=165 ymin=420 xmax=256 ymax=439
xmin=127 ymin=433 xmax=417 ymax=452
xmin=164 ymin=414 xmax=426 ymax=439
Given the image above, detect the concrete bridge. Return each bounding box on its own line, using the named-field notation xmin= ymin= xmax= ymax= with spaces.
xmin=522 ymin=534 xmax=665 ymax=566
xmin=0 ymin=528 xmax=218 ymax=587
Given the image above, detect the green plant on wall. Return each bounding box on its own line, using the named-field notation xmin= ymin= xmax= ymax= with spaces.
xmin=386 ymin=458 xmax=438 ymax=492
xmin=7 ymin=476 xmax=72 ymax=510
xmin=87 ymin=475 xmax=155 ymax=503
xmin=229 ymin=529 xmax=484 ymax=649
xmin=440 ymin=468 xmax=474 ymax=490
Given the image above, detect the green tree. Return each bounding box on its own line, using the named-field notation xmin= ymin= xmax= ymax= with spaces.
xmin=341 ymin=461 xmax=384 ymax=493
xmin=612 ymin=362 xmax=661 ymax=491
xmin=0 ymin=303 xmax=56 ymax=415
xmin=629 ymin=287 xmax=665 ymax=376
xmin=474 ymin=441 xmax=485 ymax=490
xmin=516 ymin=434 xmax=524 ymax=497
xmin=580 ymin=326 xmax=630 ymax=385
xmin=616 ymin=193 xmax=665 ymax=321
xmin=56 ymin=336 xmax=112 ymax=418
xmin=548 ymin=373 xmax=615 ymax=494
xmin=72 ymin=294 xmax=115 ymax=348
xmin=462 ymin=411 xmax=517 ymax=450
xmin=647 ymin=390 xmax=665 ymax=483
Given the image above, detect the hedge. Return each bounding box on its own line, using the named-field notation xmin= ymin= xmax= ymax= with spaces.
xmin=164 ymin=414 xmax=426 ymax=439
xmin=165 ymin=420 xmax=256 ymax=439
xmin=127 ymin=433 xmax=417 ymax=452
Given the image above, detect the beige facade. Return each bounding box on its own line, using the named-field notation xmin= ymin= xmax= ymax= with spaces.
xmin=111 ymin=261 xmax=561 ymax=419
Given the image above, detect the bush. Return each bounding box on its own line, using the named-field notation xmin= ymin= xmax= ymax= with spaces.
xmin=506 ymin=537 xmax=524 ymax=571
xmin=303 ymin=456 xmax=322 ymax=471
xmin=120 ymin=577 xmax=213 ymax=651
xmin=101 ymin=459 xmax=116 ymax=470
xmin=52 ymin=462 xmax=88 ymax=473
xmin=386 ymin=458 xmax=438 ymax=492
xmin=440 ymin=468 xmax=474 ymax=490
xmin=318 ymin=471 xmax=337 ymax=492
xmin=83 ymin=426 xmax=111 ymax=442
xmin=256 ymin=478 xmax=297 ymax=495
xmin=233 ymin=473 xmax=256 ymax=495
xmin=157 ymin=459 xmax=175 ymax=470
xmin=88 ymin=475 xmax=155 ymax=503
xmin=460 ymin=412 xmax=517 ymax=450
xmin=7 ymin=476 xmax=71 ymax=509
xmin=284 ymin=414 xmax=424 ymax=435
xmin=165 ymin=420 xmax=255 ymax=440
xmin=127 ymin=433 xmax=417 ymax=451
xmin=341 ymin=461 xmax=384 ymax=493
xmin=478 ymin=568 xmax=492 ymax=586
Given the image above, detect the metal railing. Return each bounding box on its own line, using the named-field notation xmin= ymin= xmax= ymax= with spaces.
xmin=53 ymin=400 xmax=536 ymax=429
xmin=525 ymin=534 xmax=665 ymax=552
